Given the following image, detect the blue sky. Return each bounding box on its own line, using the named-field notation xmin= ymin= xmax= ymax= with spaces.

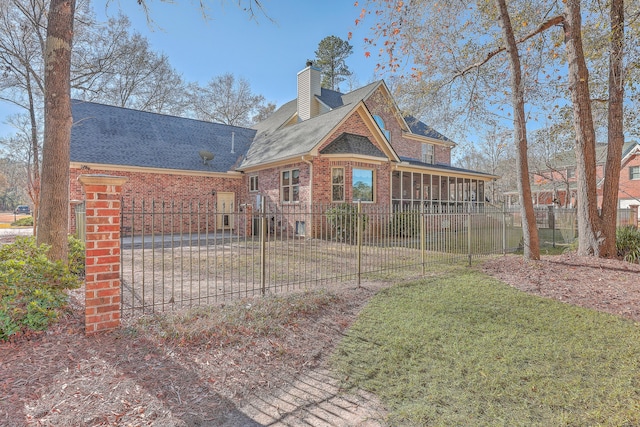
xmin=0 ymin=0 xmax=380 ymax=139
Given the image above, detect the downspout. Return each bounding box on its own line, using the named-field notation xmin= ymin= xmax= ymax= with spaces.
xmin=302 ymin=156 xmax=313 ymax=204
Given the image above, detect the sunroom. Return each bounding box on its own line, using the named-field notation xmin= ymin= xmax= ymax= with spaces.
xmin=391 ymin=163 xmax=496 ymax=212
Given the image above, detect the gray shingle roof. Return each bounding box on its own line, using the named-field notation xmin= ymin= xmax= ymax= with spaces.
xmin=398 ymin=156 xmax=498 ymax=178
xmin=320 ymin=133 xmax=386 ymax=157
xmin=404 ymin=116 xmax=453 ymax=142
xmin=241 ymin=104 xmax=355 ymax=168
xmin=70 ymin=100 xmax=255 ymax=173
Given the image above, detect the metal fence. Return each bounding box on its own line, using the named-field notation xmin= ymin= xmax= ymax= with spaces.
xmin=119 ymin=200 xmax=525 ymax=315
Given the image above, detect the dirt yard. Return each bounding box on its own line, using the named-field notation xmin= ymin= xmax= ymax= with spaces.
xmin=2 ymin=249 xmax=640 ymax=426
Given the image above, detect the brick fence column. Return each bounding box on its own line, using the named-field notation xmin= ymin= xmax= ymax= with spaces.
xmin=78 ymin=174 xmax=128 ymax=334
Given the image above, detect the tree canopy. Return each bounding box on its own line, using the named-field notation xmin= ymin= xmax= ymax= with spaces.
xmin=314 ymin=35 xmax=353 ymax=91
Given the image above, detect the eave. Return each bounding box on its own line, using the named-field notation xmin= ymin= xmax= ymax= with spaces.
xmin=70 ymin=162 xmax=243 ymax=178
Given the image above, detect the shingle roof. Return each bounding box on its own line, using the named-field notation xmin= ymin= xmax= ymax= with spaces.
xmin=320 ymin=133 xmax=386 ymax=157
xmin=70 ymin=100 xmax=255 ymax=173
xmin=404 ymin=116 xmax=453 ymax=142
xmin=541 ymin=141 xmax=639 ymax=170
xmin=241 ymin=104 xmax=355 ymax=168
xmin=242 ymin=80 xmax=456 ymax=169
xmin=398 ymin=156 xmax=499 ymax=178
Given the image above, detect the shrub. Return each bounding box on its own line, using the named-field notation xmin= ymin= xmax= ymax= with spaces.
xmin=616 ymin=226 xmax=640 ymax=264
xmin=388 ymin=210 xmax=421 ymax=238
xmin=325 ymin=203 xmax=368 ymax=243
xmin=11 ymin=216 xmax=33 ymax=227
xmin=67 ymin=235 xmax=86 ymax=276
xmin=0 ymin=236 xmax=83 ymax=341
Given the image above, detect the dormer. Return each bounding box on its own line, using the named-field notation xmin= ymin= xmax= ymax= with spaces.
xmin=297 ymin=61 xmax=322 ymax=121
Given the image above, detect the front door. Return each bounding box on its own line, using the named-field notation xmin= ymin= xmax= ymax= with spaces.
xmin=217 ymin=192 xmax=235 ymax=230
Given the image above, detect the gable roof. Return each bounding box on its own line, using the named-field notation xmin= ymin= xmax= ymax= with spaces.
xmin=70 ymin=100 xmax=255 ymax=173
xmin=241 ymin=103 xmax=358 ymax=168
xmin=242 ymin=80 xmax=454 ymax=169
xmin=538 ymin=141 xmax=640 ymax=171
xmin=320 ymin=133 xmax=386 ymax=158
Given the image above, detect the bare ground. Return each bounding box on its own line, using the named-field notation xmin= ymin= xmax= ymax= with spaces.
xmin=2 ymin=249 xmax=640 ymax=426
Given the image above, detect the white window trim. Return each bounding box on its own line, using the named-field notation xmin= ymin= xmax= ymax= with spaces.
xmin=249 ymin=175 xmax=259 ymax=192
xmin=280 ymin=169 xmax=300 ymax=203
xmin=352 ymin=168 xmax=375 ymax=203
xmin=331 ymin=167 xmax=345 ymax=202
xmin=421 ymin=143 xmax=434 ymax=164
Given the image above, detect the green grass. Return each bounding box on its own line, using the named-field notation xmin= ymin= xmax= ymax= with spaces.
xmin=332 ymin=266 xmax=640 ymax=426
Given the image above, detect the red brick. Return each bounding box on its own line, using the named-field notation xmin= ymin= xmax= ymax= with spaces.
xmin=96 ymin=255 xmax=120 ymax=264
xmin=97 ymin=288 xmax=121 ymax=298
xmin=96 ymin=272 xmax=120 ymax=281
xmin=86 ymin=248 xmax=112 ymax=258
xmin=96 ymin=304 xmax=120 ymax=314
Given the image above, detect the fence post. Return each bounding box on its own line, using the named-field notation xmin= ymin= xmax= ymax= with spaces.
xmin=630 ymin=205 xmax=639 ymax=229
xmin=260 ymin=197 xmax=266 ymax=295
xmin=421 ymin=203 xmax=426 ymax=276
xmin=356 ymin=200 xmax=362 ymax=288
xmin=78 ymin=174 xmax=128 ymax=334
xmin=548 ymin=205 xmax=556 ymax=248
xmin=467 ymin=211 xmax=472 ymax=266
xmin=502 ymin=202 xmax=507 ymax=255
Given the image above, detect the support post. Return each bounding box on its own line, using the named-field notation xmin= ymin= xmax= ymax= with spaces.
xmin=421 ymin=203 xmax=426 ymax=276
xmin=630 ymin=205 xmax=639 ymax=229
xmin=356 ymin=201 xmax=362 ymax=288
xmin=78 ymin=174 xmax=128 ymax=334
xmin=260 ymin=197 xmax=266 ymax=295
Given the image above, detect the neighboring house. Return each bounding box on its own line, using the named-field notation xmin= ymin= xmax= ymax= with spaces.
xmin=70 ymin=63 xmax=497 ymax=234
xmin=504 ymin=141 xmax=640 ymax=211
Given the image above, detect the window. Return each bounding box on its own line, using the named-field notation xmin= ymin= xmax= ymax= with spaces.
xmin=422 ymin=143 xmax=434 ymax=164
xmin=567 ymin=168 xmax=576 ymax=179
xmin=630 ymin=166 xmax=640 ymax=180
xmin=332 ymin=168 xmax=344 ymax=202
xmin=249 ymin=175 xmax=258 ymax=192
xmin=373 ymin=115 xmax=391 ymax=141
xmin=281 ymin=169 xmax=300 ymax=202
xmin=352 ymin=168 xmax=374 ymax=202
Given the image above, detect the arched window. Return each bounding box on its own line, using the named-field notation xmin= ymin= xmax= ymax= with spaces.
xmin=373 ymin=115 xmax=390 ymax=141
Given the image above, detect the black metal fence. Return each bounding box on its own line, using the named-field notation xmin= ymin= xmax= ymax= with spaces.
xmin=118 ymin=201 xmax=526 ymax=315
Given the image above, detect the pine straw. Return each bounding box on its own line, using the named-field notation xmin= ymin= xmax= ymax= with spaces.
xmin=1 ymin=283 xmax=386 ymax=426
xmin=2 ymin=252 xmax=640 ymax=426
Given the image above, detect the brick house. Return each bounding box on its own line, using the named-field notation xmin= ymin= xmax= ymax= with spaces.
xmin=504 ymin=141 xmax=640 ymax=213
xmin=70 ymin=63 xmax=497 ymax=234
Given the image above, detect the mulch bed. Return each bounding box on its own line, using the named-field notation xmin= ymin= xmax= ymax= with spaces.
xmin=481 ymin=253 xmax=640 ymax=322
xmin=2 ymin=252 xmax=640 ymax=426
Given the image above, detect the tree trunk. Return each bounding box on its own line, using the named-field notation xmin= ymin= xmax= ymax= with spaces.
xmin=563 ymin=0 xmax=601 ymax=256
xmin=26 ymin=71 xmax=41 ymax=237
xmin=600 ymin=0 xmax=625 ymax=258
xmin=38 ymin=0 xmax=75 ymax=262
xmin=495 ymin=0 xmax=540 ymax=260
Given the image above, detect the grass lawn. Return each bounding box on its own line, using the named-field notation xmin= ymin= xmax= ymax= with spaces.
xmin=332 ymin=265 xmax=640 ymax=426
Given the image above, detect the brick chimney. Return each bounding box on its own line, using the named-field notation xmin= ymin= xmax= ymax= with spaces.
xmin=297 ymin=61 xmax=321 ymax=121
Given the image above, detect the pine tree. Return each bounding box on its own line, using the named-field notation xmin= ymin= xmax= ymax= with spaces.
xmin=314 ymin=36 xmax=353 ymax=91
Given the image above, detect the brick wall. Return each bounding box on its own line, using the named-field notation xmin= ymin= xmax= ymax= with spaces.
xmin=363 ymin=86 xmax=452 ymax=165
xmin=71 ymin=167 xmax=245 ymax=205
xmin=70 ymin=167 xmax=245 ymax=235
xmin=619 ymin=153 xmax=640 ymax=200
